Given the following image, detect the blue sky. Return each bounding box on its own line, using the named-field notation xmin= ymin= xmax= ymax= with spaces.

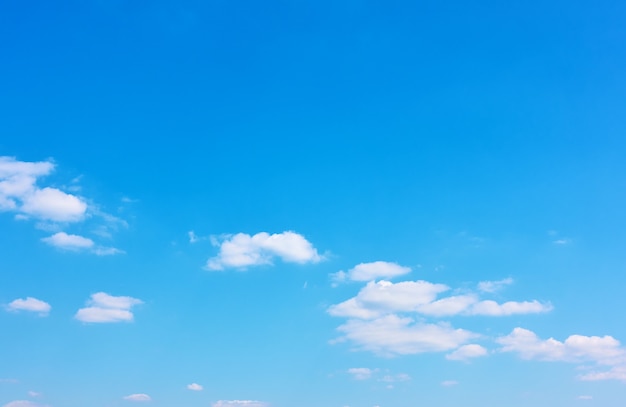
xmin=1 ymin=0 xmax=626 ymax=406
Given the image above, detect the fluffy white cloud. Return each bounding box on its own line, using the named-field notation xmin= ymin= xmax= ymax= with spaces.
xmin=332 ymin=261 xmax=411 ymax=283
xmin=187 ymin=383 xmax=203 ymax=391
xmin=333 ymin=315 xmax=476 ymax=356
xmin=3 ymin=401 xmax=48 ymax=407
xmin=7 ymin=297 xmax=51 ymax=315
xmin=328 ymin=279 xmax=550 ymax=320
xmin=123 ymin=394 xmax=151 ymax=401
xmin=206 ymin=231 xmax=322 ymax=270
xmin=75 ymin=292 xmax=143 ymax=323
xmin=477 ymin=277 xmax=513 ymax=293
xmin=0 ymin=157 xmax=87 ymax=222
xmin=446 ymin=344 xmax=488 ymax=361
xmin=347 ymin=368 xmax=375 ymax=380
xmin=212 ymin=401 xmax=268 ymax=407
xmin=42 ymin=232 xmax=94 ymax=250
xmin=497 ymin=328 xmax=625 ymax=364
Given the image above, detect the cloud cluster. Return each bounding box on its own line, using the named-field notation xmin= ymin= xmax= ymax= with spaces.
xmin=328 ymin=275 xmax=551 ymax=357
xmin=0 ymin=157 xmax=124 ymax=255
xmin=0 ymin=156 xmax=86 ymax=222
xmin=206 ymin=231 xmax=322 ymax=270
xmin=75 ymin=293 xmax=143 ymax=323
xmin=497 ymin=327 xmax=626 ymax=382
xmin=6 ymin=297 xmax=51 ymax=316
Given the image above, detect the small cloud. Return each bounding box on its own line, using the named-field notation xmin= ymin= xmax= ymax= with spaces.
xmin=42 ymin=232 xmax=94 ymax=250
xmin=206 ymin=231 xmax=322 ymax=270
xmin=577 ymin=395 xmax=593 ymax=400
xmin=477 ymin=277 xmax=513 ymax=293
xmin=0 ymin=378 xmax=19 ymax=383
xmin=123 ymin=394 xmax=151 ymax=402
xmin=27 ymin=391 xmax=41 ymax=398
xmin=121 ymin=196 xmax=138 ymax=203
xmin=441 ymin=380 xmax=458 ymax=387
xmin=188 ymin=230 xmax=200 ymax=243
xmin=553 ymin=239 xmax=571 ymax=245
xmin=380 ymin=373 xmax=410 ymax=383
xmin=331 ymin=261 xmax=412 ymax=284
xmin=347 ymin=368 xmax=375 ymax=380
xmin=446 ymin=344 xmax=488 ymax=361
xmin=93 ymin=246 xmax=125 ymax=256
xmin=75 ymin=292 xmax=143 ymax=323
xmin=6 ymin=297 xmax=51 ymax=316
xmin=187 ymin=383 xmax=203 ymax=391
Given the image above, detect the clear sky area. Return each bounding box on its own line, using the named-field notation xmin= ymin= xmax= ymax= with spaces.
xmin=1 ymin=1 xmax=626 ymax=406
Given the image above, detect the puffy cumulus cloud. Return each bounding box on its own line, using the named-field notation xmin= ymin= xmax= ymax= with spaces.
xmin=206 ymin=231 xmax=322 ymax=270
xmin=6 ymin=297 xmax=51 ymax=316
xmin=331 ymin=261 xmax=411 ymax=284
xmin=328 ymin=280 xmax=550 ymax=320
xmin=212 ymin=401 xmax=268 ymax=407
xmin=497 ymin=328 xmax=625 ymax=365
xmin=75 ymin=292 xmax=143 ymax=323
xmin=41 ymin=232 xmax=94 ymax=250
xmin=477 ymin=277 xmax=513 ymax=293
xmin=187 ymin=383 xmax=203 ymax=391
xmin=328 ymin=280 xmax=449 ymax=319
xmin=0 ymin=157 xmax=86 ymax=222
xmin=446 ymin=344 xmax=488 ymax=361
xmin=123 ymin=394 xmax=151 ymax=401
xmin=332 ymin=315 xmax=476 ymax=356
xmin=347 ymin=368 xmax=375 ymax=380
xmin=3 ymin=401 xmax=49 ymax=407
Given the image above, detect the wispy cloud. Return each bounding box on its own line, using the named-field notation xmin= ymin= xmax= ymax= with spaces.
xmin=331 ymin=261 xmax=411 ymax=285
xmin=206 ymin=231 xmax=322 ymax=270
xmin=42 ymin=232 xmax=123 ymax=256
xmin=347 ymin=368 xmax=375 ymax=380
xmin=441 ymin=380 xmax=458 ymax=387
xmin=75 ymin=292 xmax=143 ymax=323
xmin=6 ymin=297 xmax=51 ymax=316
xmin=446 ymin=344 xmax=488 ymax=361
xmin=3 ymin=402 xmax=49 ymax=407
xmin=123 ymin=394 xmax=151 ymax=401
xmin=477 ymin=277 xmax=513 ymax=293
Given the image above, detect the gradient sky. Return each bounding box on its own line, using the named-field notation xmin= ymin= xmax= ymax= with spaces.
xmin=1 ymin=1 xmax=626 ymax=406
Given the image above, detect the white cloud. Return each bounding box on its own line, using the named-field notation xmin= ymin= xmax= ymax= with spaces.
xmin=7 ymin=297 xmax=51 ymax=316
xmin=42 ymin=232 xmax=94 ymax=250
xmin=441 ymin=380 xmax=458 ymax=387
xmin=347 ymin=368 xmax=375 ymax=380
xmin=3 ymin=402 xmax=47 ymax=407
xmin=189 ymin=231 xmax=199 ymax=243
xmin=212 ymin=401 xmax=268 ymax=407
xmin=331 ymin=261 xmax=411 ymax=283
xmin=328 ymin=279 xmax=550 ymax=320
xmin=332 ymin=314 xmax=476 ymax=356
xmin=578 ymin=366 xmax=626 ymax=382
xmin=380 ymin=373 xmax=411 ymax=383
xmin=187 ymin=383 xmax=203 ymax=391
xmin=92 ymin=246 xmax=125 ymax=256
xmin=497 ymin=327 xmax=625 ymax=364
xmin=468 ymin=300 xmax=552 ymax=316
xmin=577 ymin=395 xmax=593 ymax=400
xmin=446 ymin=344 xmax=488 ymax=361
xmin=477 ymin=277 xmax=513 ymax=293
xmin=123 ymin=394 xmax=151 ymax=401
xmin=20 ymin=187 xmax=87 ymax=222
xmin=27 ymin=391 xmax=41 ymax=398
xmin=206 ymin=231 xmax=322 ymax=270
xmin=553 ymin=239 xmax=571 ymax=245
xmin=75 ymin=292 xmax=143 ymax=323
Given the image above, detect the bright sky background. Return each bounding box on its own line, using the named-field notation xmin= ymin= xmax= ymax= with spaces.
xmin=1 ymin=1 xmax=626 ymax=407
